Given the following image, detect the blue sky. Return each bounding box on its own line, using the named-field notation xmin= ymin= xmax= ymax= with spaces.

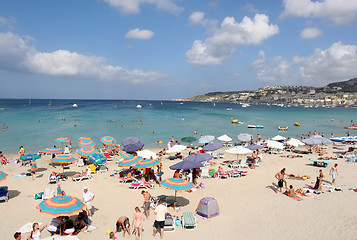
xmin=0 ymin=0 xmax=357 ymax=100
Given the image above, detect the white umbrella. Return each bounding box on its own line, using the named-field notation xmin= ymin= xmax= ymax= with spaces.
xmin=272 ymin=135 xmax=286 ymax=141
xmin=237 ymin=133 xmax=252 ymax=142
xmin=225 ymin=146 xmax=252 ymax=160
xmin=166 ymin=145 xmax=187 ymax=153
xmin=137 ymin=149 xmax=158 ymax=159
xmin=217 ymin=134 xmax=232 ymax=142
xmin=199 ymin=135 xmax=215 ymax=143
xmin=266 ymin=140 xmax=284 ymax=149
xmin=286 ymin=138 xmax=305 ymax=147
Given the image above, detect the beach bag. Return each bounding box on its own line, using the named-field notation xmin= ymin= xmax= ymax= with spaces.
xmin=35 ymin=192 xmax=44 ymax=200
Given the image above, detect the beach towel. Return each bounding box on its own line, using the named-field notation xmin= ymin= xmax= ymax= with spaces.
xmin=13 ymin=173 xmax=27 ymax=178
xmin=288 ymin=195 xmax=303 ymax=201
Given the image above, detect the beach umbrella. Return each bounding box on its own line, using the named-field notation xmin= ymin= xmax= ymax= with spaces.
xmin=183 ymin=152 xmax=213 ymax=163
xmin=123 ymin=142 xmax=144 ymax=152
xmin=137 ymin=149 xmax=158 ymax=159
xmin=237 ymin=134 xmax=252 ymax=142
xmin=266 ymin=140 xmax=284 ymax=149
xmin=54 ymin=137 xmax=70 ymax=143
xmin=203 ymin=142 xmax=223 ymax=151
xmin=78 ymin=136 xmax=92 ymax=141
xmin=134 ymin=158 xmax=161 ymax=169
xmin=160 ymin=178 xmax=195 ymax=207
xmin=169 ymin=160 xmax=204 ymax=170
xmin=118 ymin=156 xmax=142 ymax=167
xmin=37 ymin=195 xmax=86 ymax=217
xmin=217 ymin=134 xmax=232 ymax=142
xmin=246 ymin=144 xmax=264 ymax=150
xmin=77 ymin=147 xmax=97 ymax=157
xmin=122 ymin=136 xmax=140 ymax=146
xmin=43 ymin=147 xmax=64 ymax=155
xmin=20 ymin=153 xmax=40 ymax=161
xmin=88 ymin=154 xmax=107 ymax=165
xmin=118 ymin=152 xmax=134 ymax=159
xmin=303 ymin=135 xmax=332 ymax=145
xmin=166 ymin=145 xmax=187 ymax=153
xmin=181 ymin=136 xmax=196 ymax=143
xmin=199 ymin=135 xmax=215 ymax=144
xmin=226 ymin=146 xmax=252 ymax=160
xmin=286 ymin=138 xmax=305 ymax=147
xmin=78 ymin=139 xmax=96 ymax=148
xmin=100 ymin=136 xmax=117 ymax=146
xmin=272 ymin=135 xmax=286 ymax=141
xmin=51 ymin=155 xmax=76 ymax=164
xmin=30 ymin=160 xmax=38 ymax=172
xmin=0 ymin=171 xmax=8 ymax=182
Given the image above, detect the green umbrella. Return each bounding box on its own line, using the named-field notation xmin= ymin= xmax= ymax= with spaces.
xmin=181 ymin=136 xmax=196 ymax=143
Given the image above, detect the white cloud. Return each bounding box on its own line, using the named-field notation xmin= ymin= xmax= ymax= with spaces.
xmin=188 ymin=12 xmax=217 ymax=27
xmin=252 ymin=50 xmax=291 ymax=83
xmin=0 ymin=32 xmax=165 ymax=84
xmin=186 ymin=14 xmax=279 ymax=65
xmin=0 ymin=16 xmax=16 ymax=26
xmin=125 ymin=28 xmax=154 ymax=40
xmin=300 ymin=28 xmax=323 ymax=39
xmin=103 ymin=0 xmax=184 ymax=15
xmin=281 ymin=0 xmax=357 ymax=25
xmin=293 ymin=41 xmax=357 ymax=85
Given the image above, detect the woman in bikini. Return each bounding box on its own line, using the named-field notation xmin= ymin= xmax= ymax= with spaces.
xmin=132 ymin=207 xmax=144 ymax=240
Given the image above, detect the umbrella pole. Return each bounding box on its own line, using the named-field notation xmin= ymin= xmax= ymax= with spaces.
xmin=174 ymin=191 xmax=177 ymax=211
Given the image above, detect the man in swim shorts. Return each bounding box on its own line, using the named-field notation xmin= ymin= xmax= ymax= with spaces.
xmin=141 ymin=190 xmax=151 ymax=219
xmin=116 ymin=216 xmax=131 ymax=237
xmin=330 ymin=163 xmax=338 ymax=185
xmin=275 ymin=168 xmax=287 ymax=193
xmin=153 ymin=199 xmax=167 ymax=238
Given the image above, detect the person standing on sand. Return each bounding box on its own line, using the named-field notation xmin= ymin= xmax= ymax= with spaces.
xmin=153 ymin=199 xmax=167 ymax=239
xmin=141 ymin=190 xmax=151 ymax=219
xmin=330 ymin=163 xmax=338 ymax=185
xmin=82 ymin=187 xmax=95 ymax=220
xmin=275 ymin=168 xmax=288 ymax=193
xmin=132 ymin=207 xmax=144 ymax=240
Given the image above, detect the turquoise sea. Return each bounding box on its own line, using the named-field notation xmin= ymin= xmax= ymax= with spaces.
xmin=0 ymin=99 xmax=356 ymax=154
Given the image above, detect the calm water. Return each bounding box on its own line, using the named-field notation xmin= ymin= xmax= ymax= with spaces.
xmin=0 ymin=99 xmax=356 ymax=153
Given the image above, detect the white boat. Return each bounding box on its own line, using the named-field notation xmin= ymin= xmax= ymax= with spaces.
xmin=136 ymin=105 xmax=142 ymax=109
xmin=226 ymin=108 xmax=232 ymax=111
xmin=72 ymin=104 xmax=78 ymax=108
xmin=161 ymin=102 xmax=163 ymax=105
xmin=179 ymin=102 xmax=184 ymax=105
xmin=242 ymin=103 xmax=250 ymax=108
xmin=213 ymin=103 xmax=216 ymax=106
xmin=248 ymin=125 xmax=256 ymax=128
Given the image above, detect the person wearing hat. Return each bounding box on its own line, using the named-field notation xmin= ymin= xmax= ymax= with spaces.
xmin=82 ymin=187 xmax=95 ymax=220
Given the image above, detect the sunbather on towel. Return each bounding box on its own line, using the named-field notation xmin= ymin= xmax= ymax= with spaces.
xmin=284 ymin=185 xmax=296 ymax=197
xmin=73 ymin=168 xmax=88 ymax=178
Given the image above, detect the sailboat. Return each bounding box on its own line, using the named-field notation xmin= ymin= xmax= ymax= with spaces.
xmin=28 ymin=99 xmax=31 ymax=106
xmin=48 ymin=100 xmax=52 ymax=106
xmin=161 ymin=102 xmax=163 ymax=105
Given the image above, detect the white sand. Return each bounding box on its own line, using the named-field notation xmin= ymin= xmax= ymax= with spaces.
xmin=1 ymin=144 xmax=357 ymax=240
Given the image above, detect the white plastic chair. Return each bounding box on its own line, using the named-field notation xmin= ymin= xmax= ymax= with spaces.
xmin=63 ymin=147 xmax=70 ymax=154
xmin=238 ymin=158 xmax=249 ymax=168
xmin=42 ymin=188 xmax=54 ymax=200
xmin=76 ymin=158 xmax=85 ymax=167
xmin=200 ymin=167 xmax=210 ymax=178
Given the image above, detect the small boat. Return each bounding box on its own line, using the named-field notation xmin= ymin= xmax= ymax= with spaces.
xmin=345 ymin=124 xmax=357 ymax=130
xmin=72 ymin=104 xmax=78 ymax=108
xmin=136 ymin=105 xmax=142 ymax=109
xmin=179 ymin=102 xmax=184 ymax=105
xmin=227 ymin=108 xmax=232 ymax=111
xmin=278 ymin=126 xmax=288 ymax=131
xmin=294 ymin=122 xmax=300 ymax=127
xmin=161 ymin=102 xmax=163 ymax=105
xmin=248 ymin=125 xmax=256 ymax=128
xmin=242 ymin=103 xmax=250 ymax=108
xmin=256 ymin=125 xmax=264 ymax=129
xmin=213 ymin=103 xmax=216 ymax=106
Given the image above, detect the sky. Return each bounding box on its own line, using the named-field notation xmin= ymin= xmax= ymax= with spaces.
xmin=0 ymin=0 xmax=357 ymax=100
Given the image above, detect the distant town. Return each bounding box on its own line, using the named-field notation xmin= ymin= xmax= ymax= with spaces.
xmin=175 ymin=78 xmax=357 ymax=108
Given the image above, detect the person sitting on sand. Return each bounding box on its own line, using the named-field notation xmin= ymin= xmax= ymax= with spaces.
xmin=62 ymin=216 xmax=75 ymax=235
xmin=116 ymin=216 xmax=131 ymax=237
xmin=284 ymin=185 xmax=296 ymax=197
xmin=74 ymin=215 xmax=89 ymax=233
xmin=73 ymin=168 xmax=88 ymax=178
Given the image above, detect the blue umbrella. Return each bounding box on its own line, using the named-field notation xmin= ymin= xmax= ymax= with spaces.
xmin=237 ymin=133 xmax=252 ymax=142
xmin=170 ymin=160 xmax=204 ymax=170
xmin=123 ymin=142 xmax=144 ymax=152
xmin=20 ymin=153 xmax=40 ymax=161
xmin=183 ymin=153 xmax=213 ymax=163
xmin=203 ymin=142 xmax=223 ymax=151
xmin=122 ymin=136 xmax=140 ymax=146
xmin=246 ymin=144 xmax=264 ymax=150
xmin=89 ymin=154 xmax=107 ymax=165
xmin=303 ymin=135 xmax=332 ymax=145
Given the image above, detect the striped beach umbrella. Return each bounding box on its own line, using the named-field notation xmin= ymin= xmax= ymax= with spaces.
xmin=37 ymin=195 xmax=86 ymax=217
xmin=0 ymin=171 xmax=8 ymax=182
xmin=43 ymin=147 xmax=64 ymax=155
xmin=77 ymin=147 xmax=97 ymax=157
xmin=118 ymin=156 xmax=142 ymax=168
xmin=54 ymin=137 xmax=70 ymax=143
xmin=20 ymin=153 xmax=40 ymax=161
xmin=78 ymin=136 xmax=92 ymax=141
xmin=160 ymin=178 xmax=196 ymax=207
xmin=31 ymin=160 xmax=38 ymax=172
xmin=134 ymin=158 xmax=161 ymax=169
xmin=51 ymin=155 xmax=76 ymax=164
xmin=100 ymin=136 xmax=117 ymax=146
xmin=118 ymin=152 xmax=134 ymax=159
xmin=89 ymin=154 xmax=107 ymax=165
xmin=78 ymin=139 xmax=96 ymax=148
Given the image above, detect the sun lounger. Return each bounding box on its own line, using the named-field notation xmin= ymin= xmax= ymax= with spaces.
xmin=211 ymin=152 xmax=219 ymax=159
xmin=129 ymin=181 xmax=154 ymax=190
xmin=218 ymin=172 xmax=229 ymax=178
xmin=0 ymin=186 xmax=9 ymax=202
xmin=119 ymin=176 xmax=138 ymax=183
xmin=76 ymin=158 xmax=85 ymax=167
xmin=182 ymin=212 xmax=197 ymax=230
xmin=48 ymin=174 xmax=58 ymax=184
xmin=309 ymin=158 xmax=331 ymax=167
xmin=42 ymin=188 xmax=55 ymax=200
xmin=96 ymin=164 xmax=108 ymax=173
xmin=164 ymin=213 xmax=175 ymax=232
xmin=72 ymin=168 xmax=92 ymax=182
xmin=219 ymin=152 xmax=225 ymax=158
xmin=103 ymin=152 xmax=113 ymax=161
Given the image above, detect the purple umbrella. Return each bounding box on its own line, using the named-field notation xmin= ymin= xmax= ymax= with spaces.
xmin=123 ymin=142 xmax=144 ymax=152
xmin=203 ymin=142 xmax=223 ymax=151
xmin=169 ymin=160 xmax=204 ymax=170
xmin=183 ymin=153 xmax=213 ymax=163
xmin=122 ymin=136 xmax=140 ymax=146
xmin=246 ymin=144 xmax=264 ymax=150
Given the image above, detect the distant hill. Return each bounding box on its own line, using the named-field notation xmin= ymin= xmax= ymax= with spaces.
xmin=325 ymin=78 xmax=357 ymax=92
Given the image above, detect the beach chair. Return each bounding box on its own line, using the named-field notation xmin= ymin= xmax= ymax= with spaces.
xmin=119 ymin=176 xmax=138 ymax=183
xmin=48 ymin=174 xmax=58 ymax=184
xmin=238 ymin=158 xmax=249 ymax=168
xmin=219 ymin=152 xmax=225 ymax=158
xmin=0 ymin=186 xmax=9 ymax=202
xmin=96 ymin=164 xmax=108 ymax=173
xmin=63 ymin=147 xmax=70 ymax=154
xmin=42 ymin=188 xmax=55 ymax=200
xmin=76 ymin=158 xmax=85 ymax=167
xmin=212 ymin=152 xmax=219 ymax=159
xmin=228 ymin=161 xmax=239 ymax=168
xmin=164 ymin=213 xmax=175 ymax=232
xmin=182 ymin=212 xmax=197 ymax=230
xmin=104 ymin=152 xmax=113 ymax=161
xmin=200 ymin=167 xmax=210 ymax=178
xmin=218 ymin=172 xmax=229 ymax=178
xmin=309 ymin=158 xmax=331 ymax=167
xmin=72 ymin=168 xmax=93 ymax=182
xmin=129 ymin=181 xmax=154 ymax=190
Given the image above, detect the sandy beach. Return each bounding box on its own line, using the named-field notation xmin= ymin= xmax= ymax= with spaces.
xmin=1 ymin=144 xmax=357 ymax=240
